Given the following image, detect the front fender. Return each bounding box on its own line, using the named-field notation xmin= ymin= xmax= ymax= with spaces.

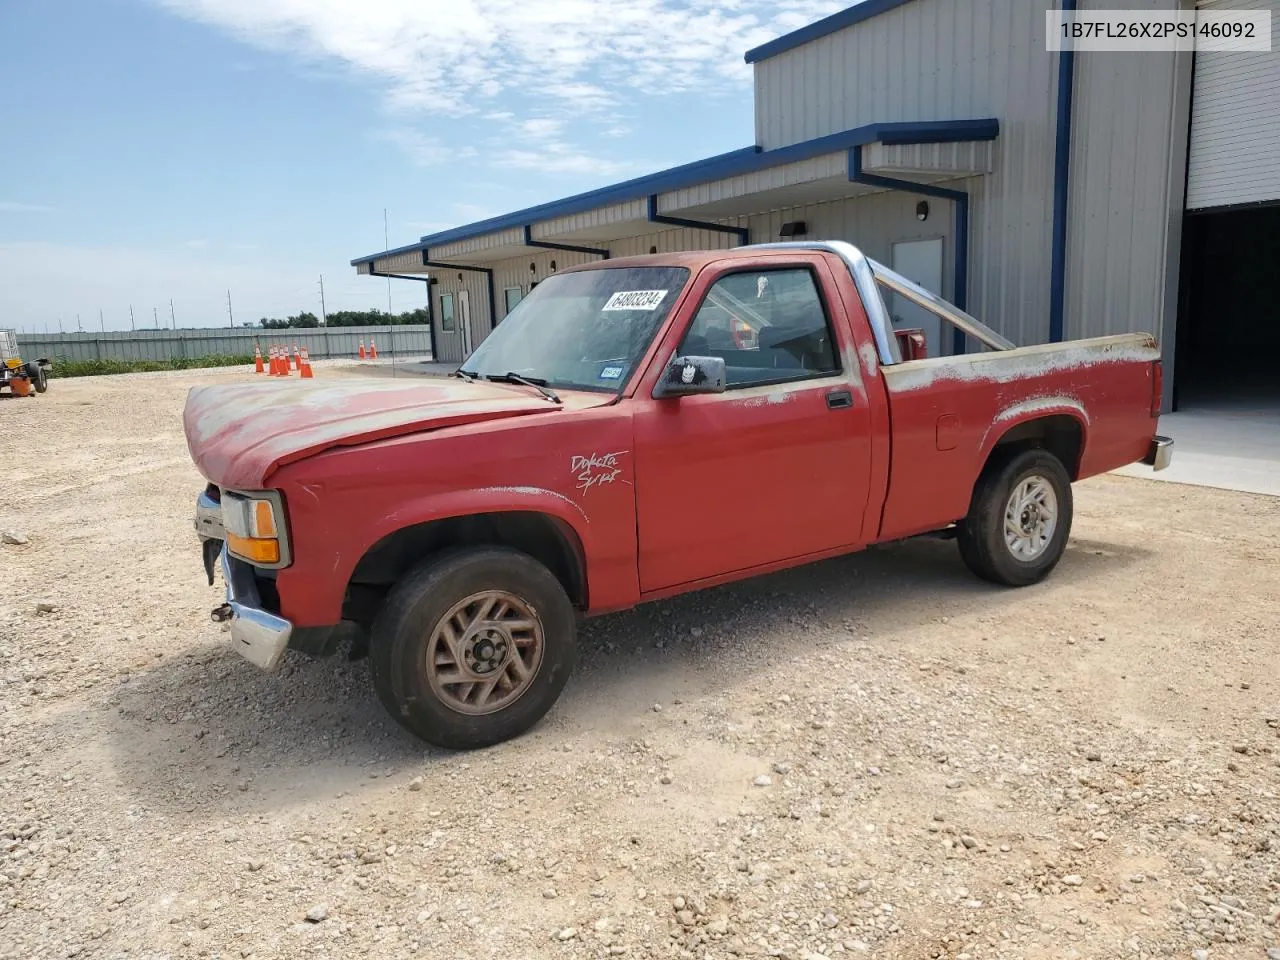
xmin=277 ymin=484 xmax=604 ymax=628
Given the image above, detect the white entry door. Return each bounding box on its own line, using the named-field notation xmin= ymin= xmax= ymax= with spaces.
xmin=890 ymin=238 xmax=945 ymax=357
xmin=457 ymin=289 xmax=474 ymax=358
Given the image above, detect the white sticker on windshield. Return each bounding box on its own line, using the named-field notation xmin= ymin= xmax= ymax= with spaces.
xmin=601 ymin=290 xmax=668 ymax=312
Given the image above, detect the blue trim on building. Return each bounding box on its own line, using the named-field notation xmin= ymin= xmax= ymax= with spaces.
xmin=849 ymin=145 xmax=971 ymax=356
xmin=647 ymin=195 xmax=750 ymax=245
xmin=423 ymin=253 xmax=496 ymax=328
xmin=744 ymin=0 xmax=919 ymax=64
xmin=350 ymin=119 xmax=997 ymax=266
xmin=369 ymin=269 xmax=437 ymax=359
xmin=521 ymin=225 xmax=610 ymax=259
xmin=1048 ymin=0 xmax=1077 ymax=344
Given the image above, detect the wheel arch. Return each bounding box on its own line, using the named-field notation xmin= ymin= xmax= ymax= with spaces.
xmin=346 ymin=509 xmax=588 ymax=619
xmin=979 ymin=402 xmax=1089 ymax=481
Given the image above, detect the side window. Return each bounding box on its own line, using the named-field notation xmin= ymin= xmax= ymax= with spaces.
xmin=440 ymin=293 xmax=456 ymax=332
xmin=678 ymin=268 xmax=839 ymax=387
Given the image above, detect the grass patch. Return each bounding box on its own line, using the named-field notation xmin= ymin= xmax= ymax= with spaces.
xmin=50 ymin=354 xmax=255 ymax=378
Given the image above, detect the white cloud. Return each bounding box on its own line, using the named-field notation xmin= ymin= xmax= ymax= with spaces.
xmin=375 ymin=128 xmax=477 ymax=166
xmin=488 ymin=115 xmax=644 ymax=178
xmin=0 ymin=201 xmax=58 ymax=214
xmin=152 ymin=0 xmax=846 ymax=117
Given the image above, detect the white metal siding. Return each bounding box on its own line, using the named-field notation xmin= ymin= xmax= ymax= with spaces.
xmin=534 ymin=200 xmax=647 ymax=239
xmin=861 ymin=141 xmax=995 ymax=176
xmin=661 ymin=154 xmax=847 ymax=211
xmin=1186 ymin=0 xmax=1280 ymax=209
xmin=1066 ymin=0 xmax=1193 ymax=343
xmin=750 ymin=0 xmax=1058 ymax=346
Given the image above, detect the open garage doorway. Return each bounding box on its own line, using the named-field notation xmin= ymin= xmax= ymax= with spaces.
xmin=1174 ymin=204 xmax=1280 ymax=413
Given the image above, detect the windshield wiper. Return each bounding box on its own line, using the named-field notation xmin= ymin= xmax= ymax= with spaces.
xmin=484 ymin=371 xmax=562 ymax=404
xmin=453 ymin=368 xmax=477 ymax=381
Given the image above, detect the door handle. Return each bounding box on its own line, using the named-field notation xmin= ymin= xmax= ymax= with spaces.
xmin=826 ymin=390 xmax=853 ymax=410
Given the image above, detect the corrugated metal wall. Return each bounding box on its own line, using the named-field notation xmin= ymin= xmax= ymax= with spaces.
xmin=16 ymin=325 xmax=433 ymax=364
xmin=1066 ymin=0 xmax=1193 ymax=344
xmin=1186 ymin=0 xmax=1280 ymax=209
xmin=751 ymin=0 xmax=1191 ymax=350
xmin=750 ymin=0 xmax=1058 ymax=346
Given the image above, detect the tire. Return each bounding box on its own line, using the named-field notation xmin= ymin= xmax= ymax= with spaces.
xmin=369 ymin=546 xmax=576 ymax=750
xmin=957 ymin=447 xmax=1074 ymax=587
xmin=30 ymin=366 xmax=47 ymax=393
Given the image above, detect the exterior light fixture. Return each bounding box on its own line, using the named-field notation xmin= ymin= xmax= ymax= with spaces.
xmin=778 ymin=220 xmax=807 ymax=237
xmin=916 ymin=201 xmax=929 ymax=221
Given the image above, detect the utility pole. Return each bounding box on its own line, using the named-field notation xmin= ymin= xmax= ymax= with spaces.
xmin=58 ymin=317 xmax=63 ymax=334
xmin=169 ymin=299 xmax=176 ymax=329
xmin=318 ymin=274 xmax=327 ymax=325
xmin=227 ymin=289 xmax=234 ymax=328
xmin=384 ymin=208 xmax=392 ymax=316
xmin=77 ymin=314 xmax=83 ymax=332
xmin=128 ymin=306 xmax=134 ymax=331
xmin=153 ymin=307 xmax=159 ymax=327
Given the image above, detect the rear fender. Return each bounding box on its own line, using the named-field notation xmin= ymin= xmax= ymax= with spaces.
xmin=978 ymin=397 xmax=1090 ymax=476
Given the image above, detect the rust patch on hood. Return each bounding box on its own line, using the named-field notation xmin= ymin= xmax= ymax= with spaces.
xmin=184 ymin=378 xmax=562 ymax=489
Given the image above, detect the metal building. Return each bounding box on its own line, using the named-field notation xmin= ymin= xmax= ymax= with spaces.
xmin=353 ymin=0 xmax=1280 ymax=414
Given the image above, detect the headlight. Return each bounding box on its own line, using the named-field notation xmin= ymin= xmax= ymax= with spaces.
xmin=221 ymin=491 xmax=287 ymax=565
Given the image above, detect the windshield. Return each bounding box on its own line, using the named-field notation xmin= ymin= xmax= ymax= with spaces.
xmin=457 ymin=266 xmax=691 ymax=392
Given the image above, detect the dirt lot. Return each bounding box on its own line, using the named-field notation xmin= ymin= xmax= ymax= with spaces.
xmin=1 ymin=368 xmax=1277 ymax=960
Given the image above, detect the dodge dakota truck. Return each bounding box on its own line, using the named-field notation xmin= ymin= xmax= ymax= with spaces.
xmin=185 ymin=240 xmax=1172 ymax=750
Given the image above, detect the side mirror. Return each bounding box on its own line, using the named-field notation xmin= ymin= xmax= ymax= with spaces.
xmin=654 ymin=355 xmax=726 ymax=397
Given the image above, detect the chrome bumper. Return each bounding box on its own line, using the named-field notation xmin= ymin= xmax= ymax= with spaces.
xmin=213 ymin=544 xmax=293 ymax=671
xmin=1144 ymin=435 xmax=1174 ymax=471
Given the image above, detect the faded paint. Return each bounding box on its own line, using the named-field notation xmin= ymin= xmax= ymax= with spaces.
xmin=979 ymin=395 xmax=1090 ymax=451
xmin=184 ymin=378 xmax=611 ymax=489
xmin=858 ymin=340 xmax=880 ymax=379
xmin=475 ymin=486 xmax=590 ymax=523
xmin=202 ymin=246 xmax=1163 ymax=638
xmin=881 ymin=334 xmax=1159 ymax=393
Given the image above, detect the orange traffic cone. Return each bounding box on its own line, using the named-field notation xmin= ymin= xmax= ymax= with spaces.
xmin=268 ymin=346 xmax=278 ymax=376
xmin=369 ymin=338 xmax=378 ymax=360
xmin=299 ymin=347 xmax=313 ymax=379
xmin=358 ymin=341 xmax=367 ymax=360
xmin=291 ymin=344 xmax=300 ymax=370
xmin=254 ymin=344 xmax=265 ymax=374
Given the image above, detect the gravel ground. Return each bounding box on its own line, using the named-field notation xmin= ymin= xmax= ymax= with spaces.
xmin=1 ymin=369 xmax=1277 ymax=960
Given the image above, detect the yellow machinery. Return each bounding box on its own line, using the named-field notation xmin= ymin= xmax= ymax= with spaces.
xmin=1 ymin=330 xmax=50 ymax=397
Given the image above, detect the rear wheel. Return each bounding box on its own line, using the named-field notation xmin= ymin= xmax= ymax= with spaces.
xmin=369 ymin=546 xmax=576 ymax=750
xmin=957 ymin=448 xmax=1073 ymax=587
xmin=29 ymin=365 xmax=47 ymax=393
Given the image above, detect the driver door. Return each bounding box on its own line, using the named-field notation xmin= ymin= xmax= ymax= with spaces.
xmin=632 ymin=258 xmax=874 ymax=594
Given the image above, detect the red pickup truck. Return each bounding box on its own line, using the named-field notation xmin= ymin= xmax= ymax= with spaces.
xmin=185 ymin=241 xmax=1172 ymax=750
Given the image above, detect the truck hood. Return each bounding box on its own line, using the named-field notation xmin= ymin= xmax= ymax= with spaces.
xmin=184 ymin=378 xmax=583 ymax=489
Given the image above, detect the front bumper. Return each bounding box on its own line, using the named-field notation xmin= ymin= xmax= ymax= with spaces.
xmin=213 ymin=545 xmax=294 ymax=671
xmin=1143 ymin=435 xmax=1174 ymax=471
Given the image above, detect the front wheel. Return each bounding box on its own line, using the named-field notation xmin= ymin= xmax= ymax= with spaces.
xmin=369 ymin=546 xmax=577 ymax=750
xmin=31 ymin=366 xmax=47 ymax=393
xmin=957 ymin=448 xmax=1074 ymax=587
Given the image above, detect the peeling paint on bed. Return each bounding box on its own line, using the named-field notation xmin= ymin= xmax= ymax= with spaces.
xmin=980 ymin=395 xmax=1089 ymax=450
xmin=882 ymin=334 xmax=1159 ymax=393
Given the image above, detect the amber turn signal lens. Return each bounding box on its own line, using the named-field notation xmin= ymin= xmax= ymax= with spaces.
xmin=226 ymin=532 xmax=280 ymax=564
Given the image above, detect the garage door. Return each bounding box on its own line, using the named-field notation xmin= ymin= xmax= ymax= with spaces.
xmin=1186 ymin=0 xmax=1280 ymax=210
